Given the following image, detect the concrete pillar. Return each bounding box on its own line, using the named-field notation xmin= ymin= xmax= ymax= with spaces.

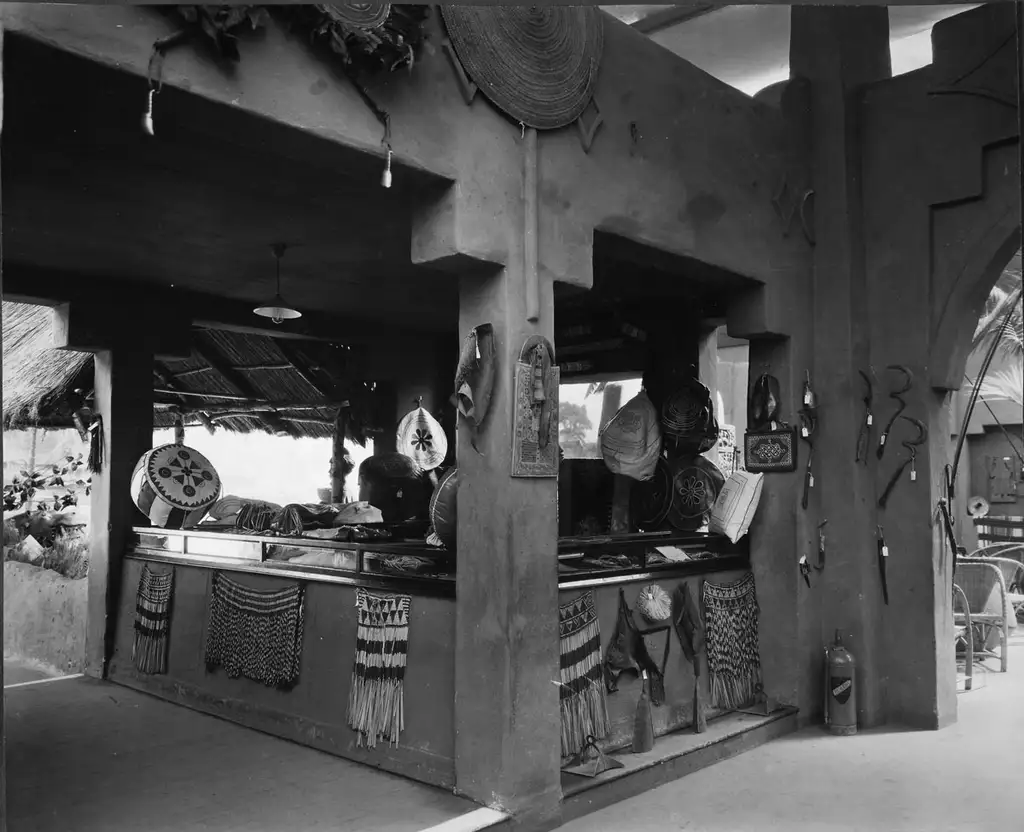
xmin=454 ymin=268 xmax=561 ymax=824
xmin=790 ymin=4 xmax=892 ymax=728
xmin=86 ymin=346 xmax=155 ymax=678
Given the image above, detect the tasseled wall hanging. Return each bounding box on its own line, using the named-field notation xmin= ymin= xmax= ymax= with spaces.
xmin=558 ymin=591 xmax=609 ymax=758
xmin=348 ymin=588 xmax=411 ymax=749
xmin=204 ymin=572 xmax=305 ymax=689
xmin=702 ymin=573 xmax=763 ymax=711
xmin=133 ymin=564 xmax=174 ymax=675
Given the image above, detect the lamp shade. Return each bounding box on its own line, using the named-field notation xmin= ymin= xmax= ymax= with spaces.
xmin=253 ymin=295 xmax=302 ymax=323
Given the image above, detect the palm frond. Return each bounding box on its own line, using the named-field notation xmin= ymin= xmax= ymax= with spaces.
xmin=972 ymin=281 xmax=1022 ymax=362
xmin=978 ymin=364 xmax=1024 ymax=409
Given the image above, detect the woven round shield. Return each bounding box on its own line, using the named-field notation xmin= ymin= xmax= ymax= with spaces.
xmin=630 ymin=456 xmax=672 ymax=531
xmin=666 ymin=455 xmax=725 ymax=532
xmin=396 ymin=406 xmax=448 ymax=471
xmin=324 ymin=2 xmax=391 ymax=30
xmin=440 ymin=5 xmax=604 ymax=131
xmin=130 ymin=444 xmax=221 ymax=529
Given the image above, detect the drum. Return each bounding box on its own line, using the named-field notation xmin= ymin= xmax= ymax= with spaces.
xmin=428 ymin=467 xmax=458 ymax=550
xmin=130 ymin=444 xmax=221 ymax=529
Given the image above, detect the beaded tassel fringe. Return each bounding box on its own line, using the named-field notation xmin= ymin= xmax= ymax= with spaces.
xmin=133 ymin=565 xmax=173 ymax=675
xmin=703 ymin=573 xmax=763 ymax=711
xmin=348 ymin=589 xmax=410 ymax=749
xmin=205 ymin=572 xmax=305 ymax=689
xmin=559 ymin=591 xmax=609 ymax=757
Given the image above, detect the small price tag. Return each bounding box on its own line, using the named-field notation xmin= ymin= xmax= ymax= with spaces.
xmin=802 ymin=426 xmax=809 ymax=438
xmin=804 ymin=391 xmax=812 ymax=405
xmin=809 ymin=475 xmax=815 ymax=487
xmin=867 ymin=415 xmax=873 ymax=426
xmin=880 ymin=434 xmax=887 ymax=446
xmin=882 ymin=546 xmax=889 ymax=558
xmin=910 ymin=470 xmax=917 ymax=482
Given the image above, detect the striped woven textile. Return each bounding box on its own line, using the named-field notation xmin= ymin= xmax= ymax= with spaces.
xmin=348 ymin=589 xmax=411 ymax=749
xmin=204 ymin=572 xmax=305 ymax=689
xmin=703 ymin=573 xmax=763 ymax=711
xmin=559 ymin=591 xmax=609 ymax=757
xmin=133 ymin=565 xmax=174 ymax=675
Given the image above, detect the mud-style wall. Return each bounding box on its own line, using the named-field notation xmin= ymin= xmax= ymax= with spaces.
xmin=3 ymin=562 xmax=87 ymax=674
xmin=109 ymin=559 xmax=456 ymax=788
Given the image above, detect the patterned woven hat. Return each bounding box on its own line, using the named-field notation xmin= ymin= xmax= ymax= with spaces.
xmin=130 ymin=444 xmax=221 ymax=529
xmin=440 ymin=5 xmax=604 ymax=131
xmin=662 ymin=379 xmax=720 ymax=456
xmin=396 ymin=406 xmax=447 ymax=471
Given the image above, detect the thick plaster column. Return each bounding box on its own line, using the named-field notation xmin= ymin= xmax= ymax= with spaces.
xmin=410 ymin=103 xmax=561 ymax=820
xmin=791 ymin=5 xmax=893 ymax=728
xmin=85 ymin=346 xmax=155 ymax=678
xmin=455 ymin=267 xmax=561 ymax=824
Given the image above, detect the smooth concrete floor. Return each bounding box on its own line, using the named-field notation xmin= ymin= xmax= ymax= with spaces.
xmin=559 ymin=631 xmax=1024 ymax=832
xmin=4 ymin=667 xmax=474 ymax=832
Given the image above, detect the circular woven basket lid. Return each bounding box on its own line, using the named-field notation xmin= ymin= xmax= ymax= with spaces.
xmin=666 ymin=455 xmax=725 ymax=532
xmin=630 ymin=456 xmax=673 ymax=531
xmin=324 ymin=2 xmax=391 ymax=30
xmin=144 ymin=444 xmax=221 ymax=511
xmin=397 ymin=406 xmax=448 ymax=471
xmin=440 ymin=5 xmax=604 ymax=131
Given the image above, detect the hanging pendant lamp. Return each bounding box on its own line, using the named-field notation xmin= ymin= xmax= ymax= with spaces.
xmin=254 ymin=243 xmax=302 ymax=324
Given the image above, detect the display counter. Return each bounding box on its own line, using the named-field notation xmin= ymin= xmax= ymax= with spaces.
xmin=556 ymin=530 xmax=752 ymax=753
xmin=108 ymin=527 xmax=456 ymax=789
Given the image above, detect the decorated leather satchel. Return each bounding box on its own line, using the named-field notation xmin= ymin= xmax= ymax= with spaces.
xmin=744 ymin=373 xmax=798 ymax=473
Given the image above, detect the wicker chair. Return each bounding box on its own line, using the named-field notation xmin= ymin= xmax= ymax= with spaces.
xmin=964 ymin=548 xmax=1024 ymax=622
xmin=953 ymin=561 xmax=1010 ymax=672
xmin=953 ymin=583 xmax=973 ymax=691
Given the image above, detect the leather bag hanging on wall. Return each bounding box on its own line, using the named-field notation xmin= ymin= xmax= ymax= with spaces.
xmin=744 ymin=373 xmax=798 ymax=473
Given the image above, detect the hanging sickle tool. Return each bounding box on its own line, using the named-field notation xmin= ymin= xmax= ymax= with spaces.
xmin=877 ymin=525 xmax=890 ymax=605
xmin=855 ymin=370 xmax=874 ymax=464
xmin=877 ymin=416 xmax=928 ymax=509
xmin=799 ymin=555 xmax=812 ymax=588
xmin=815 ymin=520 xmax=828 ymax=571
xmin=799 ymin=403 xmax=817 ymax=510
xmin=876 ymin=365 xmax=913 ymax=460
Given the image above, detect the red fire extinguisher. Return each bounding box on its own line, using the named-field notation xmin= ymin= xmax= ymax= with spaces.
xmin=824 ymin=629 xmax=857 ymax=735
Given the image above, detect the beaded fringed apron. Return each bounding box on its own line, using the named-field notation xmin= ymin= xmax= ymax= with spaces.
xmin=702 ymin=573 xmax=763 ymax=711
xmin=133 ymin=565 xmax=173 ymax=675
xmin=204 ymin=572 xmax=305 ymax=689
xmin=348 ymin=589 xmax=411 ymax=749
xmin=558 ymin=591 xmax=609 ymax=758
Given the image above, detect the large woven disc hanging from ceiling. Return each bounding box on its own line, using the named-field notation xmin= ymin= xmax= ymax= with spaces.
xmin=440 ymin=5 xmax=604 ymax=131
xmin=322 ymin=2 xmax=391 ymax=30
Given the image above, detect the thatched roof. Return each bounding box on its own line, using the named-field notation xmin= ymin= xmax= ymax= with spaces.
xmin=2 ymin=301 xmax=375 ymax=441
xmin=3 ymin=302 xmax=91 ymax=428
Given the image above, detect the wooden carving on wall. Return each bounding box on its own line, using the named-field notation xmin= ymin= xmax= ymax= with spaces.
xmin=512 ymin=336 xmax=560 ymax=478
